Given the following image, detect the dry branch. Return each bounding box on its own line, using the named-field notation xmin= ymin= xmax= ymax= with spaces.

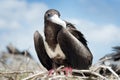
xmin=0 ymin=71 xmax=33 ymax=75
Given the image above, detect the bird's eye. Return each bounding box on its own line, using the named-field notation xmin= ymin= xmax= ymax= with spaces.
xmin=47 ymin=13 xmax=51 ymax=17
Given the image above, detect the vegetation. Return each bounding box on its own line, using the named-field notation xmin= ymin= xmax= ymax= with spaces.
xmin=0 ymin=45 xmax=119 ymax=80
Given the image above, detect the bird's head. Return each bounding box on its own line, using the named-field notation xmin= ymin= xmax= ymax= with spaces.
xmin=44 ymin=9 xmax=66 ymax=27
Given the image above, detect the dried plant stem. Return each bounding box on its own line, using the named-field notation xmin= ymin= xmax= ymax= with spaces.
xmin=99 ymin=65 xmax=120 ymax=79
xmin=22 ymin=71 xmax=47 ymax=80
xmin=0 ymin=71 xmax=33 ymax=75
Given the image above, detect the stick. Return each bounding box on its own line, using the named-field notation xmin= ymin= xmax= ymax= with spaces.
xmin=22 ymin=71 xmax=47 ymax=80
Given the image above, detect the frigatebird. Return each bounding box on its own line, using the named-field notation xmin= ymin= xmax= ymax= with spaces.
xmin=34 ymin=9 xmax=93 ymax=71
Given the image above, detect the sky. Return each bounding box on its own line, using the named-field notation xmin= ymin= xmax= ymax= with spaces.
xmin=0 ymin=0 xmax=120 ymax=63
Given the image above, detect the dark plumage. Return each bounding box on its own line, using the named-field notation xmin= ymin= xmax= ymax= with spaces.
xmin=34 ymin=9 xmax=93 ymax=70
xmin=7 ymin=44 xmax=32 ymax=58
xmin=34 ymin=31 xmax=53 ymax=70
xmin=66 ymin=22 xmax=89 ymax=49
xmin=99 ymin=46 xmax=120 ymax=74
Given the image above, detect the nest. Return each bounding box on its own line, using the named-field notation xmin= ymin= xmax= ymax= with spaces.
xmin=0 ymin=44 xmax=120 ymax=80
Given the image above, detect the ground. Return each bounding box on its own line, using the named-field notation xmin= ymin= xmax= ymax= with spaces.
xmin=0 ymin=51 xmax=119 ymax=80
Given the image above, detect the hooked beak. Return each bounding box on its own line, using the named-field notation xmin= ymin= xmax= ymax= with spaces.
xmin=48 ymin=14 xmax=66 ymax=27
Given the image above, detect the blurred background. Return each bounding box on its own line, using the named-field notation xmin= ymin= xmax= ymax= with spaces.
xmin=0 ymin=0 xmax=120 ymax=63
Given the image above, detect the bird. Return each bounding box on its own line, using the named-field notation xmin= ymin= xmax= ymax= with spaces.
xmin=99 ymin=46 xmax=120 ymax=75
xmin=6 ymin=44 xmax=32 ymax=58
xmin=34 ymin=9 xmax=93 ymax=71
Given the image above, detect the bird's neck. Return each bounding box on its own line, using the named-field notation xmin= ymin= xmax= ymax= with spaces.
xmin=44 ymin=21 xmax=62 ymax=50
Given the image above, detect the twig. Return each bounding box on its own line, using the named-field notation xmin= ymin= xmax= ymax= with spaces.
xmin=100 ymin=65 xmax=120 ymax=80
xmin=0 ymin=59 xmax=11 ymax=69
xmin=56 ymin=65 xmax=64 ymax=70
xmin=22 ymin=71 xmax=47 ymax=80
xmin=72 ymin=69 xmax=108 ymax=80
xmin=0 ymin=71 xmax=33 ymax=75
xmin=49 ymin=75 xmax=66 ymax=80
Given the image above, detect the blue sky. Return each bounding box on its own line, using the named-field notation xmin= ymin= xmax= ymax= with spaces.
xmin=0 ymin=0 xmax=120 ymax=63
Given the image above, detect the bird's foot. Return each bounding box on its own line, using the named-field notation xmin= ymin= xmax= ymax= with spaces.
xmin=62 ymin=67 xmax=73 ymax=76
xmin=48 ymin=69 xmax=55 ymax=76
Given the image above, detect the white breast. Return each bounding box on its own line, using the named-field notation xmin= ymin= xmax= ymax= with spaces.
xmin=44 ymin=41 xmax=66 ymax=59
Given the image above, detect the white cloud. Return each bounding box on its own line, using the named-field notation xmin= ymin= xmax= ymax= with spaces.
xmin=88 ymin=24 xmax=120 ymax=43
xmin=0 ymin=19 xmax=21 ymax=29
xmin=0 ymin=0 xmax=48 ymax=61
xmin=68 ymin=18 xmax=120 ymax=62
xmin=10 ymin=21 xmax=21 ymax=29
xmin=0 ymin=0 xmax=119 ymax=63
xmin=68 ymin=18 xmax=120 ymax=44
xmin=0 ymin=0 xmax=48 ymax=30
xmin=0 ymin=19 xmax=7 ymax=28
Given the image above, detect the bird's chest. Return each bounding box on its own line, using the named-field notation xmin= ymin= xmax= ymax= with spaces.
xmin=44 ymin=41 xmax=66 ymax=59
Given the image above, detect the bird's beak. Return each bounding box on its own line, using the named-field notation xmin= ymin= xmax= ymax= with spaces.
xmin=48 ymin=14 xmax=66 ymax=27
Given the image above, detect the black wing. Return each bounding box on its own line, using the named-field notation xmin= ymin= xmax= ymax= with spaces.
xmin=100 ymin=46 xmax=120 ymax=61
xmin=66 ymin=22 xmax=92 ymax=56
xmin=34 ymin=31 xmax=53 ymax=70
xmin=66 ymin=22 xmax=87 ymax=46
xmin=67 ymin=27 xmax=89 ymax=49
xmin=57 ymin=28 xmax=93 ymax=69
